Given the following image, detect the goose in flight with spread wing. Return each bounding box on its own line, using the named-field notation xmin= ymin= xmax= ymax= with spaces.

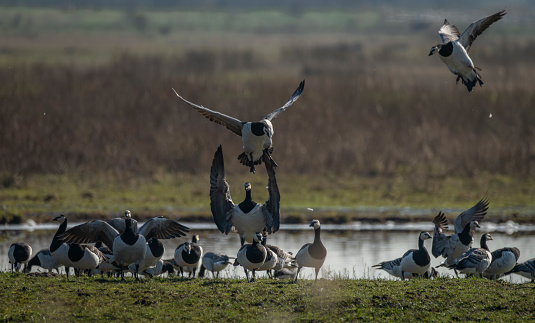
xmin=173 ymin=80 xmax=305 ymax=173
xmin=210 ymin=145 xmax=280 ymax=246
xmin=429 ymin=10 xmax=506 ymax=92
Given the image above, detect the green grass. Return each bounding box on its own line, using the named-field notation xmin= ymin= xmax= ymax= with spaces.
xmin=0 ymin=273 xmax=533 ymax=321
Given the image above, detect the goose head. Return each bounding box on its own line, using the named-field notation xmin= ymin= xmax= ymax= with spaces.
xmin=53 ymin=214 xmax=66 ymax=223
xmin=123 ymin=210 xmax=132 ymax=219
xmin=244 ymin=182 xmax=252 ymax=192
xmin=483 ymin=233 xmax=493 ymax=242
xmin=419 ymin=231 xmax=432 ymax=241
xmin=470 ymin=220 xmax=481 ymax=230
xmin=310 ymin=219 xmax=321 ymax=230
xmin=253 ymin=232 xmax=263 ymax=243
xmin=192 ymin=235 xmax=200 ymax=243
xmin=429 ymin=45 xmax=440 ymax=56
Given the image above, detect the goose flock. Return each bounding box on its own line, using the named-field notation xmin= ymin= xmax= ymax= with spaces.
xmin=6 ymin=9 xmax=533 ymax=283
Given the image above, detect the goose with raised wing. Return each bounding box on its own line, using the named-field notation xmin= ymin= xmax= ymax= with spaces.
xmin=58 ymin=212 xmax=189 ymax=279
xmin=447 ymin=233 xmax=493 ymax=277
xmin=295 ymin=219 xmax=327 ymax=282
xmin=432 ymin=197 xmax=488 ymax=266
xmin=429 ymin=10 xmax=506 ymax=92
xmin=210 ymin=145 xmax=280 ymax=246
xmin=173 ymin=80 xmax=304 ymax=173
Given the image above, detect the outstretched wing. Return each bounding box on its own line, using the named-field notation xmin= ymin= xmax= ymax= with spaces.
xmin=458 ymin=10 xmax=506 ymax=52
xmin=438 ymin=19 xmax=461 ymax=43
xmin=172 ymin=89 xmax=244 ymax=136
xmin=432 ymin=211 xmax=450 ymax=258
xmin=264 ymin=79 xmax=305 ymax=121
xmin=210 ymin=145 xmax=235 ymax=234
xmin=262 ymin=156 xmax=280 ymax=234
xmin=57 ymin=220 xmax=118 ymax=249
xmin=453 ymin=197 xmax=489 ymax=234
xmin=137 ymin=216 xmax=190 ymax=240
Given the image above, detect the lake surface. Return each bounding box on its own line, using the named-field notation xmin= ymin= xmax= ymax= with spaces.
xmin=1 ymin=222 xmax=534 ymax=282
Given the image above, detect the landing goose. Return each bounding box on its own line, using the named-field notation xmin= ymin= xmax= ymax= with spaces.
xmin=58 ymin=212 xmax=189 ymax=279
xmin=202 ymin=252 xmax=233 ymax=279
xmin=25 ymin=249 xmax=59 ymax=273
xmin=295 ymin=219 xmax=327 ymax=282
xmin=506 ymin=258 xmax=535 ymax=282
xmin=373 ymin=258 xmax=438 ymax=280
xmin=174 ymin=235 xmax=203 ymax=278
xmin=432 ymin=197 xmax=488 ymax=266
xmin=484 ymin=246 xmax=520 ymax=280
xmin=447 ymin=233 xmax=493 ymax=277
xmin=210 ymin=145 xmax=280 ymax=246
xmin=236 ymin=232 xmax=267 ymax=282
xmin=173 ymin=80 xmax=305 ymax=173
xmin=400 ymin=232 xmax=432 ymax=279
xmin=50 ymin=214 xmax=76 ymax=276
xmin=8 ymin=243 xmax=32 ymax=272
xmin=429 ymin=10 xmax=506 ymax=92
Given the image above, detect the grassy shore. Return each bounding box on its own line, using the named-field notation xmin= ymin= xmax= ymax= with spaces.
xmin=0 ymin=273 xmax=533 ymax=321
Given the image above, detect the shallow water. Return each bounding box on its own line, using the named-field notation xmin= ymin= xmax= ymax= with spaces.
xmin=2 ymin=222 xmax=534 ymax=282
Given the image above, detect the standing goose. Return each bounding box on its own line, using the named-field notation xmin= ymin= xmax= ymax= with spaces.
xmin=25 ymin=249 xmax=60 ymax=273
xmin=429 ymin=10 xmax=506 ymax=92
xmin=483 ymin=246 xmax=521 ymax=280
xmin=173 ymin=80 xmax=305 ymax=173
xmin=58 ymin=212 xmax=189 ymax=279
xmin=68 ymin=244 xmax=107 ymax=276
xmin=267 ymin=244 xmax=295 ymax=274
xmin=255 ymin=248 xmax=279 ymax=277
xmin=432 ymin=197 xmax=489 ymax=266
xmin=128 ymin=237 xmax=165 ymax=277
xmin=400 ymin=232 xmax=433 ymax=279
xmin=505 ymin=258 xmax=535 ymax=282
xmin=210 ymin=145 xmax=280 ymax=246
xmin=447 ymin=233 xmax=493 ymax=277
xmin=295 ymin=219 xmax=327 ymax=282
xmin=202 ymin=252 xmax=233 ymax=279
xmin=8 ymin=243 xmax=32 ymax=272
xmin=174 ymin=235 xmax=203 ymax=278
xmin=237 ymin=232 xmax=267 ymax=282
xmin=50 ymin=214 xmax=76 ymax=277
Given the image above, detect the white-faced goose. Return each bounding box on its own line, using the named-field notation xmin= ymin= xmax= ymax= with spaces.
xmin=400 ymin=232 xmax=432 ymax=279
xmin=210 ymin=145 xmax=280 ymax=246
xmin=483 ymin=246 xmax=521 ymax=280
xmin=505 ymin=258 xmax=535 ymax=282
xmin=58 ymin=212 xmax=189 ymax=279
xmin=201 ymin=252 xmax=233 ymax=279
xmin=429 ymin=10 xmax=506 ymax=92
xmin=295 ymin=219 xmax=327 ymax=282
xmin=129 ymin=237 xmax=165 ymax=277
xmin=373 ymin=257 xmax=438 ymax=280
xmin=174 ymin=235 xmax=204 ymax=278
xmin=8 ymin=242 xmax=32 ymax=272
xmin=50 ymin=214 xmax=76 ymax=276
xmin=237 ymin=232 xmax=267 ymax=282
xmin=432 ymin=197 xmax=489 ymax=266
xmin=173 ymin=80 xmax=304 ymax=173
xmin=25 ymin=249 xmax=60 ymax=273
xmin=447 ymin=233 xmax=493 ymax=277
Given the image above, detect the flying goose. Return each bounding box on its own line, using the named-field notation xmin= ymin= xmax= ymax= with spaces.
xmin=201 ymin=252 xmax=233 ymax=279
xmin=210 ymin=145 xmax=280 ymax=246
xmin=50 ymin=214 xmax=76 ymax=277
xmin=447 ymin=233 xmax=493 ymax=277
xmin=173 ymin=80 xmax=305 ymax=173
xmin=400 ymin=232 xmax=432 ymax=279
xmin=373 ymin=257 xmax=438 ymax=280
xmin=174 ymin=235 xmax=203 ymax=278
xmin=432 ymin=197 xmax=489 ymax=266
xmin=236 ymin=232 xmax=267 ymax=282
xmin=429 ymin=10 xmax=506 ymax=92
xmin=483 ymin=246 xmax=520 ymax=280
xmin=58 ymin=212 xmax=189 ymax=279
xmin=295 ymin=219 xmax=327 ymax=282
xmin=24 ymin=249 xmax=60 ymax=273
xmin=8 ymin=242 xmax=32 ymax=272
xmin=505 ymin=258 xmax=535 ymax=282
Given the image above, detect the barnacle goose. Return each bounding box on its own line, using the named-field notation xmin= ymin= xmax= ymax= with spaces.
xmin=173 ymin=80 xmax=304 ymax=173
xmin=25 ymin=249 xmax=60 ymax=273
xmin=373 ymin=257 xmax=438 ymax=280
xmin=202 ymin=252 xmax=233 ymax=279
xmin=236 ymin=232 xmax=267 ymax=282
xmin=174 ymin=235 xmax=203 ymax=278
xmin=8 ymin=242 xmax=32 ymax=272
xmin=295 ymin=219 xmax=327 ymax=282
xmin=505 ymin=258 xmax=535 ymax=282
xmin=400 ymin=232 xmax=432 ymax=279
xmin=429 ymin=10 xmax=506 ymax=92
xmin=210 ymin=145 xmax=280 ymax=246
xmin=483 ymin=245 xmax=520 ymax=280
xmin=50 ymin=214 xmax=76 ymax=277
xmin=447 ymin=233 xmax=493 ymax=277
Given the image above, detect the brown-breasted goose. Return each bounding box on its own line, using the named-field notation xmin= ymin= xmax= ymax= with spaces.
xmin=295 ymin=219 xmax=327 ymax=282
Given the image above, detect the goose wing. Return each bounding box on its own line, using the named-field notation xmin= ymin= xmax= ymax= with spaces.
xmin=453 ymin=197 xmax=489 ymax=234
xmin=57 ymin=220 xmax=118 ymax=249
xmin=262 ymin=157 xmax=280 ymax=234
xmin=264 ymin=79 xmax=305 ymax=121
xmin=454 ymin=248 xmax=489 ymax=269
xmin=172 ymin=89 xmax=244 ymax=136
xmin=459 ymin=10 xmax=506 ymax=52
xmin=210 ymin=145 xmax=235 ymax=234
xmin=432 ymin=211 xmax=450 ymax=258
xmin=137 ymin=216 xmax=189 ymax=240
xmin=438 ymin=19 xmax=461 ymax=43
